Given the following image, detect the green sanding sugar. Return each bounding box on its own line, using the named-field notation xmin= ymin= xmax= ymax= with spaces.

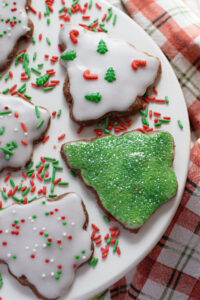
xmin=62 ymin=131 xmax=177 ymax=229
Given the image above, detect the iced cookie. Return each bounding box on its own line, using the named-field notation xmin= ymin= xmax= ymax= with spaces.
xmin=61 ymin=131 xmax=177 ymax=231
xmin=59 ymin=24 xmax=161 ymax=126
xmin=0 ymin=95 xmax=50 ymax=172
xmin=0 ymin=0 xmax=33 ymax=72
xmin=0 ymin=193 xmax=93 ymax=300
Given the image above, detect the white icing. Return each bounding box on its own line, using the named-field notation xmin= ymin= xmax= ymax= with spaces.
xmin=59 ymin=25 xmax=160 ymax=122
xmin=0 ymin=193 xmax=93 ymax=299
xmin=0 ymin=0 xmax=30 ymax=68
xmin=0 ymin=95 xmax=50 ymax=171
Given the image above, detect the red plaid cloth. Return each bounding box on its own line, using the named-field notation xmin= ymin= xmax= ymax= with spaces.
xmin=101 ymin=0 xmax=200 ymax=299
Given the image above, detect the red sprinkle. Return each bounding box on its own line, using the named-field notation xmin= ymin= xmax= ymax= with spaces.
xmin=42 ymin=136 xmax=49 ymax=143
xmin=21 ymin=139 xmax=28 ymax=146
xmin=58 ymin=133 xmax=66 ymax=141
xmin=91 ymin=224 xmax=100 ymax=231
xmin=69 ymin=29 xmax=79 ymax=44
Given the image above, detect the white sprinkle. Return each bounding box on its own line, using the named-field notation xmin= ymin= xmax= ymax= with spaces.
xmin=41 ymin=273 xmax=46 ymax=278
xmin=50 ymin=258 xmax=54 ymax=263
xmin=12 ymin=210 xmax=16 ymax=215
xmin=33 ymin=227 xmax=37 ymax=231
xmin=51 ymin=272 xmax=55 ymax=276
xmin=7 ymin=253 xmax=11 ymax=258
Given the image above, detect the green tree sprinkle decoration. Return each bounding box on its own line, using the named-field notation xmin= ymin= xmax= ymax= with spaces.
xmin=36 ymin=74 xmax=50 ymax=86
xmin=85 ymin=92 xmax=102 ymax=103
xmin=60 ymin=50 xmax=77 ymax=61
xmin=104 ymin=67 xmax=116 ymax=82
xmin=97 ymin=40 xmax=108 ymax=54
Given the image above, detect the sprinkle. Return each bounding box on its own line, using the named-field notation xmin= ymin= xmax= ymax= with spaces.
xmin=178 ymin=120 xmax=183 ymax=129
xmin=58 ymin=133 xmax=66 ymax=141
xmin=36 ymin=119 xmax=44 ymax=129
xmin=112 ymin=14 xmax=117 ymax=25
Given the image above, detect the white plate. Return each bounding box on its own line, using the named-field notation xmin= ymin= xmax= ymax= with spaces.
xmin=0 ymin=0 xmax=190 ymax=299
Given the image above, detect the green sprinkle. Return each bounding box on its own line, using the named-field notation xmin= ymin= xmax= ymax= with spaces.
xmin=57 ymin=270 xmax=62 ymax=275
xmin=106 ymin=8 xmax=113 ymax=22
xmin=103 ymin=216 xmax=110 ymax=222
xmin=58 ymin=181 xmax=69 ymax=186
xmin=0 ymin=273 xmax=3 ymax=288
xmin=31 ymin=67 xmax=41 ymax=75
xmin=18 ymin=183 xmax=22 ymax=191
xmin=1 ymin=190 xmax=8 ymax=200
xmin=47 ymin=18 xmax=50 ymax=25
xmin=59 ymin=5 xmax=66 ymax=13
xmin=57 ymin=109 xmax=62 ymax=118
xmin=88 ymin=0 xmax=93 ymax=9
xmin=60 ymin=50 xmax=76 ymax=61
xmin=55 ymin=275 xmax=60 ymax=280
xmin=36 ymin=119 xmax=44 ymax=129
xmin=0 ymin=126 xmax=5 ymax=135
xmin=106 ymin=237 xmax=111 ymax=245
xmin=68 ymin=7 xmax=72 ymax=15
xmin=75 ymin=255 xmax=80 ymax=259
xmin=44 ymin=156 xmax=56 ymax=161
xmin=0 ymin=147 xmax=13 ymax=155
xmin=113 ymin=240 xmax=118 ymax=253
xmin=44 ymin=177 xmax=51 ymax=181
xmin=89 ymin=257 xmax=96 ymax=265
xmin=44 ymin=233 xmax=49 ymax=237
xmin=53 ymin=165 xmax=63 ymax=170
xmin=12 ymin=195 xmax=21 ymax=202
xmin=104 ymin=129 xmax=110 ymax=134
xmin=33 ymin=52 xmax=37 ymax=61
xmin=48 ymin=194 xmax=57 ymax=198
xmin=35 ymin=106 xmax=40 ymax=119
xmin=32 ymin=36 xmax=36 ymax=44
xmin=165 ymin=96 xmax=169 ymax=104
xmin=10 ymin=178 xmax=15 ymax=187
xmin=4 ymin=74 xmax=9 ymax=81
xmin=159 ymin=118 xmax=170 ymax=123
xmin=46 ymin=241 xmax=51 ymax=246
xmin=92 ymin=258 xmax=98 ymax=266
xmin=2 ymin=88 xmax=9 ymax=94
xmin=18 ymin=83 xmax=26 ymax=93
xmin=46 ymin=37 xmax=51 ymax=46
xmin=154 ymin=121 xmax=162 ymax=127
xmin=38 ymin=63 xmax=44 ymax=68
xmin=62 ymin=221 xmax=67 ymax=225
xmin=22 ymin=187 xmax=30 ymax=197
xmin=113 ymin=14 xmax=117 ymax=25
xmin=28 ymin=196 xmax=37 ymax=203
xmin=70 ymin=170 xmax=77 ymax=177
xmin=44 ymin=86 xmax=54 ymax=91
xmin=24 ymin=94 xmax=32 ymax=100
xmin=81 ymin=250 xmax=86 ymax=254
xmin=52 ymin=168 xmax=56 ymax=182
xmin=178 ymin=120 xmax=183 ymax=129
xmin=26 ymin=161 xmax=34 ymax=169
xmin=32 ymin=214 xmax=37 ymax=219
xmin=50 ymin=184 xmax=55 ymax=193
xmin=12 ymin=255 xmax=17 ymax=259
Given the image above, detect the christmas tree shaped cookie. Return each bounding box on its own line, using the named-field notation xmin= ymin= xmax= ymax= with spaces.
xmin=0 ymin=193 xmax=93 ymax=299
xmin=0 ymin=95 xmax=50 ymax=172
xmin=0 ymin=0 xmax=34 ymax=72
xmin=59 ymin=25 xmax=160 ymax=126
xmin=61 ymin=131 xmax=177 ymax=231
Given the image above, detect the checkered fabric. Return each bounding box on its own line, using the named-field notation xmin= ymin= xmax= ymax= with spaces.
xmin=90 ymin=0 xmax=200 ymax=299
xmin=121 ymin=0 xmax=200 ymax=134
